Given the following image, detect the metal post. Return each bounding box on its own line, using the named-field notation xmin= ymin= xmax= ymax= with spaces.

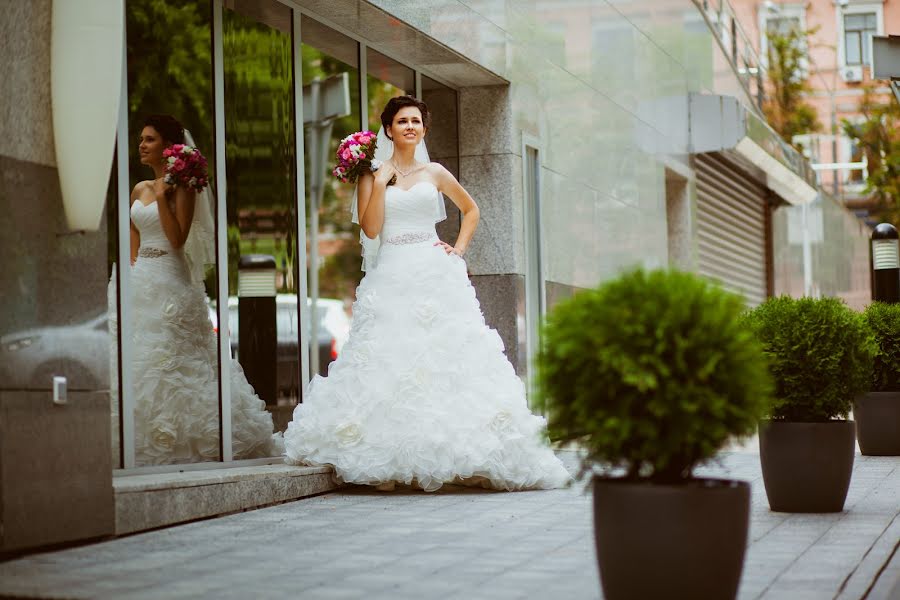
xmin=872 ymin=223 xmax=900 ymax=303
xmin=238 ymin=254 xmax=278 ymax=403
xmin=307 ymin=79 xmax=320 ymax=378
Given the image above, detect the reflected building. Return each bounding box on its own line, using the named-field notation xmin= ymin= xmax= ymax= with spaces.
xmin=0 ymin=0 xmax=872 ymax=552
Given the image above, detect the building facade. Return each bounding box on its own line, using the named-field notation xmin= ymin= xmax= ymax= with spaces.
xmin=729 ymin=0 xmax=900 ymax=209
xmin=0 ymin=0 xmax=871 ymax=552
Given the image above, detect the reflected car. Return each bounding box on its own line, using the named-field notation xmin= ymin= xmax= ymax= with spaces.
xmin=208 ymin=295 xmax=346 ymax=398
xmin=0 ymin=313 xmax=109 ymax=390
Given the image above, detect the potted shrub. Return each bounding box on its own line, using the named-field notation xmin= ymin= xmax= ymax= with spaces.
xmin=855 ymin=301 xmax=900 ymax=455
xmin=535 ymin=269 xmax=771 ymax=600
xmin=745 ymin=296 xmax=876 ymax=512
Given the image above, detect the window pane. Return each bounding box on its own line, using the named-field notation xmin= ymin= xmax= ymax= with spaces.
xmin=845 ymin=14 xmax=867 ymax=30
xmin=300 ymin=16 xmax=360 ymax=382
xmin=863 ymin=31 xmax=874 ymax=65
xmin=865 ymin=13 xmax=878 ymax=29
xmin=846 ymin=31 xmax=862 ymax=64
xmin=421 ymin=75 xmax=460 ymax=241
xmin=768 ymin=16 xmax=800 ymax=35
xmin=124 ymin=0 xmax=220 ymax=466
xmin=223 ymin=0 xmax=297 ymax=446
xmin=366 ymin=48 xmax=415 ymax=131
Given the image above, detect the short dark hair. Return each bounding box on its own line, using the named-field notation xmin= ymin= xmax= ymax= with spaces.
xmin=380 ymin=95 xmax=431 ymax=139
xmin=144 ymin=114 xmax=185 ymax=145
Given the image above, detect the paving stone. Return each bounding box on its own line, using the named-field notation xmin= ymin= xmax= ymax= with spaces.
xmin=0 ymin=451 xmax=897 ymax=600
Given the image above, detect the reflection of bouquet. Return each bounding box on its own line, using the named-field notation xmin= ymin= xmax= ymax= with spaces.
xmin=333 ymin=130 xmax=394 ymax=185
xmin=163 ymin=144 xmax=209 ymax=191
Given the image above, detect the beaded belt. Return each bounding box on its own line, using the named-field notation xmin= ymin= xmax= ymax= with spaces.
xmin=382 ymin=232 xmax=433 ymax=245
xmin=138 ymin=247 xmax=168 ymax=258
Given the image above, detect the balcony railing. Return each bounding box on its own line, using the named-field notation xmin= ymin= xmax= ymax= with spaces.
xmin=701 ymin=0 xmax=767 ymax=112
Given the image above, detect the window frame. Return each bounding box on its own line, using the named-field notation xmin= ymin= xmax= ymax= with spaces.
xmin=757 ymin=2 xmax=806 ymax=71
xmin=836 ymin=2 xmax=884 ymax=70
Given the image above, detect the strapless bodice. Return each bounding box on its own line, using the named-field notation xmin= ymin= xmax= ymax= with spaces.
xmin=381 ymin=181 xmax=441 ymax=242
xmin=132 ymin=201 xmax=177 ymax=254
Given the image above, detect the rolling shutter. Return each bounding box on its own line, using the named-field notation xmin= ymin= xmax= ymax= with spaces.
xmin=695 ymin=153 xmax=770 ymax=306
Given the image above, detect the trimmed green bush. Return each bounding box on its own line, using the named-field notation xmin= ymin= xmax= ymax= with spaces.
xmin=535 ymin=269 xmax=772 ymax=483
xmin=864 ymin=302 xmax=900 ymax=392
xmin=745 ymin=296 xmax=876 ymax=421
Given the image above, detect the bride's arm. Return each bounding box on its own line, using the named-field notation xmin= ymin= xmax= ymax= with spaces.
xmin=154 ymin=181 xmax=196 ymax=249
xmin=433 ymin=164 xmax=479 ymax=256
xmin=357 ymin=165 xmax=396 ymax=238
xmin=130 ymin=184 xmax=143 ymax=265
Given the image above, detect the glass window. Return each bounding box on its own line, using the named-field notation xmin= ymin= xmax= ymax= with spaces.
xmin=766 ymin=16 xmax=800 ymax=36
xmin=844 ymin=12 xmax=877 ymax=66
xmin=300 ymin=15 xmax=361 ymax=381
xmin=124 ymin=0 xmax=220 ymax=466
xmin=366 ymin=48 xmax=415 ymax=131
xmin=420 ymin=75 xmax=460 ymax=241
xmin=222 ymin=0 xmax=299 ymax=447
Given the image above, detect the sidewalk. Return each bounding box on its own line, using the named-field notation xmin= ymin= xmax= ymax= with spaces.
xmin=0 ymin=449 xmax=897 ymax=599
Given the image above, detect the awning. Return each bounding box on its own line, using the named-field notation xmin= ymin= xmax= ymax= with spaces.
xmin=688 ymin=94 xmax=819 ymax=205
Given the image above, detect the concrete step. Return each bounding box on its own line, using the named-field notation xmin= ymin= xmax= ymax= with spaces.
xmin=113 ymin=464 xmax=336 ymax=535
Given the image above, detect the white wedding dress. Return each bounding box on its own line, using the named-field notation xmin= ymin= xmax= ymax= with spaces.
xmin=109 ymin=200 xmax=283 ymax=466
xmin=283 ymin=181 xmax=571 ymax=491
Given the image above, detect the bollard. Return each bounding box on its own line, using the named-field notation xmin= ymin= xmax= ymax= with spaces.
xmin=872 ymin=223 xmax=900 ymax=304
xmin=238 ymin=254 xmax=277 ymax=405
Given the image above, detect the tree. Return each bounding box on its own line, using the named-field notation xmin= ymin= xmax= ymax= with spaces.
xmin=842 ymin=86 xmax=900 ymax=227
xmin=762 ymin=26 xmax=821 ymax=144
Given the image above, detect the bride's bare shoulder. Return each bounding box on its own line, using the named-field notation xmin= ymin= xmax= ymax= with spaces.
xmin=425 ymin=162 xmax=456 ymax=184
xmin=130 ymin=180 xmax=153 ymax=204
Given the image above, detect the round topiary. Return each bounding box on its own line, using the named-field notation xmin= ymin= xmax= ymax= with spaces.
xmin=864 ymin=302 xmax=900 ymax=392
xmin=745 ymin=296 xmax=876 ymax=421
xmin=535 ymin=269 xmax=772 ymax=484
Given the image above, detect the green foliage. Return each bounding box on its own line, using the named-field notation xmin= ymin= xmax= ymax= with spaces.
xmin=863 ymin=302 xmax=900 ymax=392
xmin=126 ymin=0 xmax=214 ymax=187
xmin=763 ymin=27 xmax=821 ymax=144
xmin=745 ymin=296 xmax=876 ymax=421
xmin=842 ymin=86 xmax=900 ymax=228
xmin=535 ymin=269 xmax=772 ymax=483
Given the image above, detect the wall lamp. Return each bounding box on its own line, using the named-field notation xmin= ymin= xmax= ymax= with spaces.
xmin=51 ymin=0 xmax=124 ymax=232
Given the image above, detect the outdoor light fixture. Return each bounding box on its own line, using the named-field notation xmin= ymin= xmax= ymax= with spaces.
xmin=51 ymin=0 xmax=124 ymax=232
xmin=871 ymin=223 xmax=900 ymax=303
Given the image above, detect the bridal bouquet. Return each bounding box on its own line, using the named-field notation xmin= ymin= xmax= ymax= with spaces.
xmin=163 ymin=144 xmax=209 ymax=192
xmin=332 ymin=130 xmax=393 ymax=185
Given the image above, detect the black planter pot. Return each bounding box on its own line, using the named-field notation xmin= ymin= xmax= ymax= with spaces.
xmin=854 ymin=392 xmax=900 ymax=456
xmin=758 ymin=420 xmax=855 ymax=513
xmin=593 ymin=477 xmax=750 ymax=600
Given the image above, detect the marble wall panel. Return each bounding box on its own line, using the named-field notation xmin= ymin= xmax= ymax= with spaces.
xmin=0 ymin=389 xmax=114 ymax=551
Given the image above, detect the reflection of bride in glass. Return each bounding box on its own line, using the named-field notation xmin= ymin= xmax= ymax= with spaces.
xmin=110 ymin=114 xmax=282 ymax=466
xmin=284 ymin=97 xmax=570 ymax=491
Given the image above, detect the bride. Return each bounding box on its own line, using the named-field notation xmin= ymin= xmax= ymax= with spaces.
xmin=110 ymin=114 xmax=282 ymax=466
xmin=284 ymin=96 xmax=571 ymax=491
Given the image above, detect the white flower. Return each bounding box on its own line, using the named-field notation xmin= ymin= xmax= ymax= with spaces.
xmin=397 ymin=365 xmax=429 ymax=401
xmin=167 ymin=156 xmax=177 ymax=164
xmin=149 ymin=421 xmax=177 ymax=452
xmin=159 ymin=351 xmax=179 ymax=371
xmin=162 ymin=301 xmax=178 ymax=320
xmin=181 ymin=145 xmax=193 ymax=154
xmin=349 ymin=340 xmax=375 ymax=368
xmin=491 ymin=410 xmax=513 ymax=432
xmin=352 ymin=291 xmax=378 ymax=324
xmin=413 ymin=299 xmax=439 ymax=327
xmin=334 ymin=421 xmax=362 ymax=447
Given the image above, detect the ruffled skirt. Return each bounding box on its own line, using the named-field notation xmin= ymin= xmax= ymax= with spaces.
xmin=109 ymin=253 xmax=282 ymax=466
xmin=284 ymin=239 xmax=571 ymax=491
